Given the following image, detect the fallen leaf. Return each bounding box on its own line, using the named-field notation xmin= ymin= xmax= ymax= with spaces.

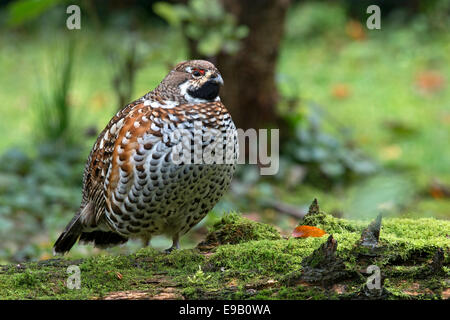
xmin=346 ymin=20 xmax=366 ymax=41
xmin=415 ymin=71 xmax=445 ymax=94
xmin=443 ymin=288 xmax=450 ymax=299
xmin=331 ymin=83 xmax=351 ymax=99
xmin=429 ymin=181 xmax=450 ymax=199
xmin=292 ymin=225 xmax=326 ymax=238
xmin=332 ymin=284 xmax=346 ymax=294
xmin=105 ymin=270 xmax=123 ymax=280
xmin=39 ymin=253 xmax=52 ymax=261
xmin=227 ymin=279 xmax=238 ymax=287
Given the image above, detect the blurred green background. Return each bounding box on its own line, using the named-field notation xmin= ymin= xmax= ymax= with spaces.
xmin=0 ymin=0 xmax=449 ymax=263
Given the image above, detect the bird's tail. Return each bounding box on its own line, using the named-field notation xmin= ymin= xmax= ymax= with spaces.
xmin=53 ymin=212 xmax=84 ymax=255
xmin=53 ymin=206 xmax=129 ymax=255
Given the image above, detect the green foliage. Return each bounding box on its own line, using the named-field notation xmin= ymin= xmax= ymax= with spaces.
xmin=285 ymin=2 xmax=347 ymax=41
xmin=6 ymin=0 xmax=67 ymax=27
xmin=0 ymin=143 xmax=84 ymax=262
xmin=422 ymin=0 xmax=450 ymax=31
xmin=281 ymin=103 xmax=377 ymax=188
xmin=106 ymin=33 xmax=153 ymax=109
xmin=0 ymin=38 xmax=87 ymax=261
xmin=33 ymin=40 xmax=77 ymax=145
xmin=154 ymin=0 xmax=248 ymax=56
xmin=187 ymin=265 xmax=212 ymax=286
xmin=343 ymin=173 xmax=417 ymax=219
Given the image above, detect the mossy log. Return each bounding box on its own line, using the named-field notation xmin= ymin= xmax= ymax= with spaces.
xmin=0 ymin=204 xmax=449 ymax=300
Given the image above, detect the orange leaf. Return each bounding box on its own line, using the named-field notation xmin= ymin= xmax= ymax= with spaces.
xmin=345 ymin=20 xmax=366 ymax=41
xmin=292 ymin=225 xmax=326 ymax=238
xmin=416 ymin=71 xmax=445 ymax=94
xmin=331 ymin=83 xmax=351 ymax=99
xmin=430 ymin=187 xmax=444 ymax=199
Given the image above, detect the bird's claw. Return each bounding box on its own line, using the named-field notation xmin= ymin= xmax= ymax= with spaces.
xmin=164 ymin=246 xmax=177 ymax=254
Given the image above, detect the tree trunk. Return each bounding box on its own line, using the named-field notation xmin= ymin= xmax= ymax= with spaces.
xmin=183 ymin=0 xmax=291 ymax=131
xmin=216 ymin=0 xmax=291 ymax=130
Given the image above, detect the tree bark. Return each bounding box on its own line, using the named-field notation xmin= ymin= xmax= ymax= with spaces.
xmin=216 ymin=0 xmax=291 ymax=130
xmin=183 ymin=0 xmax=291 ymax=131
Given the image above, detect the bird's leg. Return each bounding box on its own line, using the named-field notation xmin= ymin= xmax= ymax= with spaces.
xmin=142 ymin=236 xmax=151 ymax=247
xmin=164 ymin=234 xmax=180 ymax=254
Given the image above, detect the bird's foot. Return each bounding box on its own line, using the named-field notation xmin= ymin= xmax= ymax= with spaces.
xmin=164 ymin=246 xmax=177 ymax=254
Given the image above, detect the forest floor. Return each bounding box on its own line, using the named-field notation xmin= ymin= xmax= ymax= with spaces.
xmin=1 ymin=203 xmax=448 ymax=300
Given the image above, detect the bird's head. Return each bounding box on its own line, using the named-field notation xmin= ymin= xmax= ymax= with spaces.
xmin=158 ymin=60 xmax=224 ymax=104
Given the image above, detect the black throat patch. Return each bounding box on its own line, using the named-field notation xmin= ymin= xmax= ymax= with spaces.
xmin=187 ymin=80 xmax=220 ymax=101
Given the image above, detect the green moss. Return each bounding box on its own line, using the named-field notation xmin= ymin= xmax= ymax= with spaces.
xmin=13 ymin=269 xmax=42 ymax=287
xmin=146 ymin=247 xmax=205 ymax=273
xmin=300 ymin=212 xmax=367 ymax=234
xmin=303 ymin=212 xmax=450 ymax=263
xmin=276 ymin=285 xmax=333 ymax=300
xmin=0 ymin=213 xmax=448 ymax=299
xmin=208 ymin=238 xmax=325 ymax=275
xmin=199 ymin=213 xmax=282 ymax=249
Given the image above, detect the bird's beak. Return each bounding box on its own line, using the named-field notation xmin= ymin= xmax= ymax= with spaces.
xmin=210 ymin=73 xmax=224 ymax=86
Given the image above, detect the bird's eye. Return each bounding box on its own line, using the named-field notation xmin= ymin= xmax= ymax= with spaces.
xmin=192 ymin=68 xmax=204 ymax=77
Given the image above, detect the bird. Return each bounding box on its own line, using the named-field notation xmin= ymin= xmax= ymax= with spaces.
xmin=53 ymin=60 xmax=238 ymax=254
